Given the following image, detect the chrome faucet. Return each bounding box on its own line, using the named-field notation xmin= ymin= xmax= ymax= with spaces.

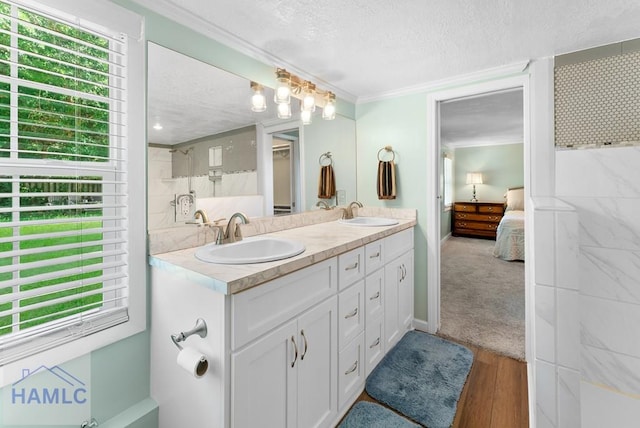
xmin=221 ymin=212 xmax=249 ymax=244
xmin=343 ymin=201 xmax=363 ymax=219
xmin=315 ymin=200 xmax=331 ymax=210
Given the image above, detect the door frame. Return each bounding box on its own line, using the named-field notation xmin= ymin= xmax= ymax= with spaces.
xmin=425 ymin=74 xmax=532 ymax=357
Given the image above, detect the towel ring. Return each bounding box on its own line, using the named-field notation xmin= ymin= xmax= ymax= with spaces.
xmin=377 ymin=146 xmax=395 ymax=162
xmin=319 ymin=152 xmax=333 ymax=166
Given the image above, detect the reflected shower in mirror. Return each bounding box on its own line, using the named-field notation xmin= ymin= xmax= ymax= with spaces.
xmin=147 ymin=42 xmax=357 ymax=231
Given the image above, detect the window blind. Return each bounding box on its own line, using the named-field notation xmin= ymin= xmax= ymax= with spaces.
xmin=0 ymin=0 xmax=128 ymax=365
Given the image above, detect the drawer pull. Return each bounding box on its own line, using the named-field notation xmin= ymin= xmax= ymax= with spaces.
xmin=344 ymin=307 xmax=359 ymax=319
xmin=369 ymin=252 xmax=380 ymax=259
xmin=369 ymin=337 xmax=380 ymax=349
xmin=290 ymin=336 xmax=298 ymax=368
xmin=369 ymin=291 xmax=380 ymax=301
xmin=345 ymin=262 xmax=359 ymax=271
xmin=300 ymin=329 xmax=308 ymax=360
xmin=344 ymin=360 xmax=358 ymax=375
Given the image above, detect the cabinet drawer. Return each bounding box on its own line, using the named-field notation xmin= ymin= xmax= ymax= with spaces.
xmin=364 ymin=239 xmax=384 ymax=274
xmin=338 ymin=280 xmax=365 ymax=350
xmin=385 ymin=228 xmax=414 ymax=262
xmin=365 ymin=317 xmax=384 ymax=377
xmin=365 ymin=269 xmax=384 ymax=321
xmin=478 ymin=204 xmax=504 ymax=214
xmin=454 ymin=203 xmax=476 ymax=212
xmin=454 ymin=212 xmax=501 ymax=222
xmin=454 ymin=221 xmax=499 ymax=231
xmin=338 ymin=247 xmax=365 ymax=290
xmin=338 ymin=331 xmax=365 ymax=409
xmin=232 ymin=258 xmax=337 ymax=350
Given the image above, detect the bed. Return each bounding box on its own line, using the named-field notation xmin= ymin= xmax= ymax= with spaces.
xmin=493 ymin=187 xmax=525 ymax=261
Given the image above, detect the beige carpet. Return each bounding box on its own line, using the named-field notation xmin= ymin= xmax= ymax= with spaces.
xmin=439 ymin=236 xmax=525 ymax=360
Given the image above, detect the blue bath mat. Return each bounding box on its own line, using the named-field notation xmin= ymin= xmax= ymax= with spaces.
xmin=365 ymin=330 xmax=473 ymax=428
xmin=339 ymin=401 xmax=420 ymax=428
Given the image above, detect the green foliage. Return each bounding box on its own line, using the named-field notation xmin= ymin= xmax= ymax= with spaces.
xmin=0 ymin=2 xmax=112 ymax=161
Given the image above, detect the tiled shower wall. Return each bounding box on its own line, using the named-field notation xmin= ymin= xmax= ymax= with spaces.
xmin=555 ymin=146 xmax=640 ymax=428
xmin=535 ymin=38 xmax=640 ymax=428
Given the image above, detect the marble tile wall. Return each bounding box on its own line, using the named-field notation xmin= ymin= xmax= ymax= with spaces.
xmin=148 ymin=147 xmax=262 ymax=230
xmin=548 ymin=145 xmax=640 ymax=427
xmin=533 ymin=200 xmax=581 ymax=428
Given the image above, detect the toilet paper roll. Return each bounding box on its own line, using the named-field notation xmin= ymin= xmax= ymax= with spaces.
xmin=176 ymin=346 xmax=209 ymax=378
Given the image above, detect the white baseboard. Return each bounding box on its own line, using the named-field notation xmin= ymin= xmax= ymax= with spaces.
xmin=413 ymin=318 xmax=429 ymax=333
xmin=441 ymin=232 xmax=452 ymax=243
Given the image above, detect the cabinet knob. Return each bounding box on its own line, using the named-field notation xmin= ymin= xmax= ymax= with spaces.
xmin=290 ymin=336 xmax=298 ymax=368
xmin=300 ymin=329 xmax=308 ymax=360
xmin=344 ymin=307 xmax=359 ymax=319
xmin=369 ymin=337 xmax=380 ymax=349
xmin=344 ymin=360 xmax=358 ymax=375
xmin=369 ymin=252 xmax=380 ymax=259
xmin=345 ymin=262 xmax=359 ymax=271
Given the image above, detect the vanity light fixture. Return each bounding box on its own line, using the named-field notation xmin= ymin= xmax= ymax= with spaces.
xmin=277 ymin=101 xmax=292 ymax=119
xmin=301 ymin=81 xmax=316 ymax=112
xmin=250 ymin=81 xmax=267 ymax=112
xmin=251 ymin=68 xmax=337 ymax=124
xmin=322 ymin=92 xmax=336 ymax=120
xmin=274 ymin=68 xmax=292 ymax=104
xmin=300 ymin=108 xmax=312 ymax=125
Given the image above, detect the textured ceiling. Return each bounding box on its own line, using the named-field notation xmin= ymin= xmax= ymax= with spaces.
xmin=148 ymin=43 xmax=286 ymax=145
xmin=132 ymin=0 xmax=640 ymax=100
xmin=440 ymin=89 xmax=523 ymax=147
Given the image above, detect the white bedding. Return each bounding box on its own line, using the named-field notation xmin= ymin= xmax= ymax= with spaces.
xmin=493 ymin=210 xmax=525 ymax=261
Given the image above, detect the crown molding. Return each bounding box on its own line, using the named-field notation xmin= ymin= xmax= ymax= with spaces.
xmin=443 ymin=140 xmax=524 ymax=149
xmin=128 ymin=0 xmax=358 ymax=104
xmin=357 ymin=60 xmax=530 ymax=104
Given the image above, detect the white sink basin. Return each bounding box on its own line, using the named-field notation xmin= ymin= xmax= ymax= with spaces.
xmin=338 ymin=217 xmax=399 ymax=227
xmin=195 ymin=236 xmax=305 ymax=264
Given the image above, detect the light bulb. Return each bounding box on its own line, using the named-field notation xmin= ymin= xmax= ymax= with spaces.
xmin=277 ymin=102 xmax=291 ymax=119
xmin=322 ymin=93 xmax=336 ymax=120
xmin=274 ymin=69 xmax=291 ymax=104
xmin=302 ymin=82 xmax=316 ymax=112
xmin=250 ymin=82 xmax=266 ymax=112
xmin=300 ymin=109 xmax=312 ymax=125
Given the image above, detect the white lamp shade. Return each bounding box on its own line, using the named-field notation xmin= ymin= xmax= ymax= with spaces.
xmin=466 ymin=172 xmax=483 ymax=185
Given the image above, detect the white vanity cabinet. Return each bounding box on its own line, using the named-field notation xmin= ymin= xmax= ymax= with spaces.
xmin=150 ymin=224 xmax=415 ymax=428
xmin=383 ymin=228 xmax=414 ymax=350
xmin=232 ymin=296 xmax=337 ymax=428
xmin=231 ymin=259 xmax=338 ymax=428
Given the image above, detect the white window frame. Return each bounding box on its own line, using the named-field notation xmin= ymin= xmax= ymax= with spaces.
xmin=0 ymin=0 xmax=145 ymax=387
xmin=443 ymin=154 xmax=453 ymax=210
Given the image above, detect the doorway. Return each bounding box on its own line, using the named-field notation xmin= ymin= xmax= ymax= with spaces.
xmin=425 ymin=74 xmax=532 ymax=362
xmin=272 ymin=133 xmax=299 ymax=215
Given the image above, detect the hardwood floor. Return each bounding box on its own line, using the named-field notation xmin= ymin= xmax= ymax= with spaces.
xmin=350 ymin=339 xmax=529 ymax=428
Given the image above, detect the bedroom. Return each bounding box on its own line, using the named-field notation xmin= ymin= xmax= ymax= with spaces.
xmin=438 ymin=88 xmax=526 ymax=360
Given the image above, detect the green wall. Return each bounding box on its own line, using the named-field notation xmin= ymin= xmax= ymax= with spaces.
xmin=453 ymin=143 xmax=524 ymax=203
xmin=356 ymin=93 xmax=429 ymax=321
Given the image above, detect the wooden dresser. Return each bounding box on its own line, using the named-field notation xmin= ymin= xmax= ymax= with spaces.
xmin=452 ymin=202 xmax=504 ymax=239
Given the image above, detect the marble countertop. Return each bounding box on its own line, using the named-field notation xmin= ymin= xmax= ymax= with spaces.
xmin=149 ymin=216 xmax=416 ymax=295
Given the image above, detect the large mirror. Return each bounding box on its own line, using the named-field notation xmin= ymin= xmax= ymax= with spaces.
xmin=146 ymin=43 xmax=357 ymax=230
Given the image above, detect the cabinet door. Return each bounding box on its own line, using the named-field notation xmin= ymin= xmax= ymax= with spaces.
xmin=338 ymin=280 xmax=365 ymax=350
xmin=365 ymin=269 xmax=384 ymax=322
xmin=232 ymin=320 xmax=298 ymax=428
xmin=398 ymin=251 xmax=414 ymax=331
xmin=384 ymin=260 xmax=401 ymax=350
xmin=296 ymin=296 xmax=338 ymax=428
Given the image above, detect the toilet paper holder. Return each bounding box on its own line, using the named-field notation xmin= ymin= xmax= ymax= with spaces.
xmin=171 ymin=318 xmax=208 ymax=350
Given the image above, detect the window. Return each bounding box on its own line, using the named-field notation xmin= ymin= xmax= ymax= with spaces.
xmin=0 ymin=0 xmax=129 ymax=364
xmin=443 ymin=154 xmax=453 ymax=209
